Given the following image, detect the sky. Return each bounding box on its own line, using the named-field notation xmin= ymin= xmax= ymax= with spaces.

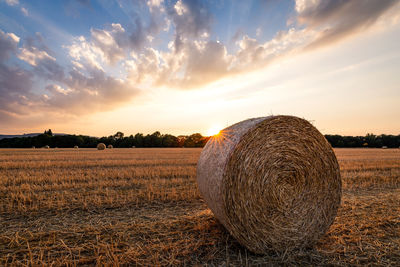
xmin=0 ymin=0 xmax=399 ymax=137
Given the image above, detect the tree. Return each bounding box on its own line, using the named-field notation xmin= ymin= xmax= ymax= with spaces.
xmin=44 ymin=129 xmax=53 ymax=136
xmin=149 ymin=131 xmax=163 ymax=147
xmin=184 ymin=133 xmax=204 ymax=147
xmin=177 ymin=136 xmax=186 ymax=147
xmin=114 ymin=131 xmax=124 ymax=139
xmin=162 ymin=134 xmax=178 ymax=147
xmin=365 ymin=133 xmax=376 ymax=147
xmin=134 ymin=133 xmax=144 ymax=147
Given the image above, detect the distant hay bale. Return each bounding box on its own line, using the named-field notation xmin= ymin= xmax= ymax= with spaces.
xmin=32 ymin=146 xmax=35 ymax=149
xmin=382 ymin=146 xmax=388 ymax=149
xmin=107 ymin=144 xmax=113 ymax=149
xmin=44 ymin=145 xmax=50 ymax=149
xmin=197 ymin=115 xmax=342 ymax=254
xmin=132 ymin=146 xmax=136 ymax=148
xmin=74 ymin=145 xmax=79 ymax=149
xmin=97 ymin=143 xmax=106 ymax=150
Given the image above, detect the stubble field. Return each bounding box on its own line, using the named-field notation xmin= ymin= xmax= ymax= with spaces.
xmin=0 ymin=148 xmax=399 ymax=266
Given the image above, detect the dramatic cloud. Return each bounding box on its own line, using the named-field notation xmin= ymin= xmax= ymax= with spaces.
xmin=20 ymin=7 xmax=28 ymax=16
xmin=68 ymin=0 xmax=168 ymax=67
xmin=178 ymin=41 xmax=231 ymax=87
xmin=67 ymin=36 xmax=105 ymax=70
xmin=0 ymin=64 xmax=35 ymax=115
xmin=45 ymin=68 xmax=138 ymax=114
xmin=43 ymin=48 xmax=139 ymax=115
xmin=123 ymin=24 xmax=318 ymax=88
xmin=155 ymin=40 xmax=232 ymax=88
xmin=17 ymin=33 xmax=65 ymax=81
xmin=0 ymin=30 xmax=34 ymax=116
xmin=1 ymin=0 xmax=399 ymax=127
xmin=147 ymin=0 xmax=162 ymax=9
xmin=91 ymin=23 xmax=127 ymax=65
xmin=0 ymin=33 xmax=36 ymax=116
xmin=18 ymin=47 xmax=55 ymax=66
xmin=0 ymin=30 xmax=138 ymax=123
xmin=167 ymin=0 xmax=213 ymax=51
xmin=0 ymin=30 xmax=19 ymax=61
xmin=64 ymin=1 xmax=400 ymax=93
xmin=296 ymin=0 xmax=399 ymax=48
xmin=231 ymin=28 xmax=313 ymax=72
xmin=4 ymin=0 xmax=19 ymax=6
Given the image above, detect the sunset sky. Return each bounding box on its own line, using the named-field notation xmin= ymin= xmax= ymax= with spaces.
xmin=1 ymin=0 xmax=399 ymax=137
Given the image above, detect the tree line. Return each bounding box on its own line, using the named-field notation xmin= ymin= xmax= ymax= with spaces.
xmin=324 ymin=133 xmax=400 ymax=148
xmin=0 ymin=130 xmax=399 ymax=148
xmin=0 ymin=130 xmax=210 ymax=148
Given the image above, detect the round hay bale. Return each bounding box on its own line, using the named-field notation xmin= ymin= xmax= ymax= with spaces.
xmin=74 ymin=145 xmax=79 ymax=149
xmin=132 ymin=146 xmax=136 ymax=148
xmin=197 ymin=115 xmax=341 ymax=253
xmin=44 ymin=145 xmax=50 ymax=149
xmin=97 ymin=143 xmax=106 ymax=150
xmin=32 ymin=146 xmax=35 ymax=149
xmin=107 ymin=144 xmax=113 ymax=149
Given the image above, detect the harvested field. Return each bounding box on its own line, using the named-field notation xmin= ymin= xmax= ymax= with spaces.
xmin=0 ymin=148 xmax=399 ymax=265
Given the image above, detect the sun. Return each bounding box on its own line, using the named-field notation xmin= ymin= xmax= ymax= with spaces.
xmin=206 ymin=125 xmax=222 ymax=136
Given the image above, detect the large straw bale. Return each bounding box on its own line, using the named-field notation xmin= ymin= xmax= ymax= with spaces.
xmin=197 ymin=115 xmax=341 ymax=253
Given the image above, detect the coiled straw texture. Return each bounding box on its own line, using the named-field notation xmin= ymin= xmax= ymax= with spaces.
xmin=197 ymin=115 xmax=341 ymax=254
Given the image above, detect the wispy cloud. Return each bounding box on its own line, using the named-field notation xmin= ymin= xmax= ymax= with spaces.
xmin=296 ymin=0 xmax=399 ymax=48
xmin=4 ymin=0 xmax=18 ymax=6
xmin=0 ymin=30 xmax=35 ymax=116
xmin=18 ymin=47 xmax=55 ymax=66
xmin=0 ymin=30 xmax=19 ymax=60
xmin=20 ymin=7 xmax=28 ymax=16
xmin=167 ymin=0 xmax=213 ymax=51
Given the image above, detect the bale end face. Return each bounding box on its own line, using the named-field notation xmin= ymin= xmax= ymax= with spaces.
xmin=197 ymin=115 xmax=341 ymax=254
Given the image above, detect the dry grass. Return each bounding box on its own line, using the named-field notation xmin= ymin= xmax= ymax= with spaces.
xmin=0 ymin=148 xmax=399 ymax=266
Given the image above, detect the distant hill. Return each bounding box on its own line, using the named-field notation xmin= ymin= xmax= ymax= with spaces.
xmin=0 ymin=133 xmax=68 ymax=140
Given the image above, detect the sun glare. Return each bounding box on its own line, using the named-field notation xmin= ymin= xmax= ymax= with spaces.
xmin=206 ymin=125 xmax=222 ymax=136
